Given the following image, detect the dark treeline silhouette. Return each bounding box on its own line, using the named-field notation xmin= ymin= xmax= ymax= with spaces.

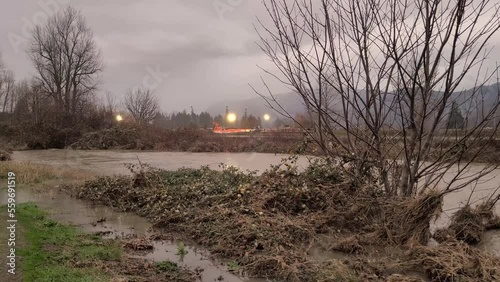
xmin=153 ymin=107 xmax=262 ymax=129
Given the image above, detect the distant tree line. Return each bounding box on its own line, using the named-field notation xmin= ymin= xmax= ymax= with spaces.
xmin=152 ymin=107 xmax=263 ymax=129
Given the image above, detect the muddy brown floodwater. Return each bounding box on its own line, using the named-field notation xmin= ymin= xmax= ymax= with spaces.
xmin=7 ymin=150 xmax=500 ymax=276
xmin=12 ymin=150 xmax=311 ymax=175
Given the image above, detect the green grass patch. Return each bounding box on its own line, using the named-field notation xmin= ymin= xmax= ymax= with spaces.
xmin=227 ymin=261 xmax=240 ymax=272
xmin=176 ymin=241 xmax=188 ymax=257
xmin=16 ymin=203 xmax=122 ymax=282
xmin=156 ymin=261 xmax=179 ymax=272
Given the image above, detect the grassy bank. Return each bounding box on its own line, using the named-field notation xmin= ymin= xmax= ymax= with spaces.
xmin=0 ymin=161 xmax=94 ymax=186
xmin=67 ymin=161 xmax=500 ymax=281
xmin=16 ymin=203 xmax=116 ymax=281
xmin=6 ymin=203 xmax=196 ymax=282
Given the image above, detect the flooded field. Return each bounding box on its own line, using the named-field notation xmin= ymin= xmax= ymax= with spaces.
xmin=12 ymin=149 xmax=500 ymax=217
xmin=5 ymin=149 xmax=500 ymax=279
xmin=12 ymin=150 xmax=311 ymax=175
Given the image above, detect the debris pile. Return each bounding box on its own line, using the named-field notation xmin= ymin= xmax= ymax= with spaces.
xmin=410 ymin=241 xmax=500 ymax=281
xmin=434 ymin=201 xmax=500 ymax=244
xmin=70 ymin=160 xmax=500 ymax=281
xmin=0 ymin=149 xmax=11 ymax=161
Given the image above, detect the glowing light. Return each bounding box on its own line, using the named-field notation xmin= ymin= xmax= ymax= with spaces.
xmin=227 ymin=113 xmax=237 ymax=123
xmin=115 ymin=114 xmax=123 ymax=122
xmin=263 ymin=114 xmax=270 ymax=121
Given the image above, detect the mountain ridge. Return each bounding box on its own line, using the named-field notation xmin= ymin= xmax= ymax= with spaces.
xmin=203 ymin=83 xmax=500 ymax=122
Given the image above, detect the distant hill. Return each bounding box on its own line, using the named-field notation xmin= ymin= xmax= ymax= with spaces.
xmin=204 ymin=83 xmax=500 ymax=125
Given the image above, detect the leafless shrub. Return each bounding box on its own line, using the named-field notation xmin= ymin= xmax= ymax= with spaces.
xmin=255 ymin=0 xmax=500 ymax=199
xmin=124 ymin=87 xmax=160 ymax=124
xmin=0 ymin=70 xmax=15 ymax=113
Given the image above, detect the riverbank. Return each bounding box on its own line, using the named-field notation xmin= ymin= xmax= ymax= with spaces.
xmin=0 ymin=162 xmax=263 ymax=282
xmin=0 ymin=164 xmax=197 ymax=282
xmin=66 ymin=160 xmax=500 ymax=281
xmin=0 ymin=203 xmax=197 ymax=282
xmin=70 ymin=126 xmax=309 ymax=155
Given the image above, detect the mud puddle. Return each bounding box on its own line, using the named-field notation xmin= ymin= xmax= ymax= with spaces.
xmin=0 ymin=187 xmax=266 ymax=282
xmin=129 ymin=241 xmax=267 ymax=281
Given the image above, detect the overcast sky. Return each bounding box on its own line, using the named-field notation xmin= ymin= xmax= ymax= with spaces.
xmin=1 ymin=1 xmax=499 ymax=114
xmin=0 ymin=0 xmax=290 ymax=113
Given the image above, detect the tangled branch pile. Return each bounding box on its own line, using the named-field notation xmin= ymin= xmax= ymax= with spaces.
xmin=69 ymin=160 xmax=500 ymax=281
xmin=0 ymin=149 xmax=11 ymax=161
xmin=410 ymin=241 xmax=500 ymax=281
xmin=0 ymin=140 xmax=13 ymax=161
xmin=434 ymin=202 xmax=500 ymax=244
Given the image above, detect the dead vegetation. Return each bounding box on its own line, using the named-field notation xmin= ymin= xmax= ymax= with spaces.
xmin=410 ymin=241 xmax=500 ymax=282
xmin=0 ymin=149 xmax=10 ymax=161
xmin=0 ymin=139 xmax=12 ymax=161
xmin=68 ymin=160 xmax=500 ymax=281
xmin=0 ymin=161 xmax=95 ymax=185
xmin=379 ymin=192 xmax=443 ymax=245
xmin=69 ymin=124 xmax=304 ymax=154
xmin=105 ymin=257 xmax=197 ymax=282
xmin=434 ymin=201 xmax=500 ymax=244
xmin=124 ymin=237 xmax=154 ymax=251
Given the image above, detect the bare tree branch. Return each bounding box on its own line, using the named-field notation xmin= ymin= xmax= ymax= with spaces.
xmin=124 ymin=87 xmax=159 ymax=124
xmin=255 ymin=0 xmax=500 ymax=198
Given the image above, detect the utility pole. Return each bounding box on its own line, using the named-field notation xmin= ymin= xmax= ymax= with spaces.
xmin=225 ymin=106 xmax=229 ymax=128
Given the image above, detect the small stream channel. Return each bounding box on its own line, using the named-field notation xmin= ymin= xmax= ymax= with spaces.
xmin=0 ymin=186 xmax=266 ymax=282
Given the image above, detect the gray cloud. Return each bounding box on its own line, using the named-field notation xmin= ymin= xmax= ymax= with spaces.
xmin=0 ymin=0 xmax=288 ymax=113
xmin=2 ymin=0 xmax=497 ymax=114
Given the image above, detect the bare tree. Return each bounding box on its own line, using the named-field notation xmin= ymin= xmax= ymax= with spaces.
xmin=28 ymin=6 xmax=103 ymax=123
xmin=104 ymin=91 xmax=118 ymax=113
xmin=255 ymin=0 xmax=500 ymax=198
xmin=0 ymin=54 xmax=17 ymax=113
xmin=0 ymin=53 xmax=4 ymax=74
xmin=124 ymin=87 xmax=159 ymax=124
xmin=0 ymin=55 xmax=4 ymax=112
xmin=10 ymin=80 xmax=29 ymax=113
xmin=1 ymin=70 xmax=15 ymax=113
xmin=13 ymin=80 xmax=53 ymax=127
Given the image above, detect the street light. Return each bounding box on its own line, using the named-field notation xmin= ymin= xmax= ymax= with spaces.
xmin=263 ymin=114 xmax=270 ymax=129
xmin=227 ymin=113 xmax=237 ymax=123
xmin=115 ymin=114 xmax=123 ymax=122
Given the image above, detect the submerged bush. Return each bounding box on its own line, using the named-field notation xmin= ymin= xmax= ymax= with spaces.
xmin=0 ymin=149 xmax=11 ymax=161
